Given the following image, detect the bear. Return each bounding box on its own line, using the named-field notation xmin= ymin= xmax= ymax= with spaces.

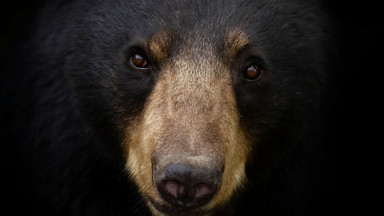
xmin=1 ymin=0 xmax=334 ymax=215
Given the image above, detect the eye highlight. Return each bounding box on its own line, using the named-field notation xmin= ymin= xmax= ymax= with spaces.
xmin=129 ymin=53 xmax=149 ymax=70
xmin=244 ymin=64 xmax=263 ymax=81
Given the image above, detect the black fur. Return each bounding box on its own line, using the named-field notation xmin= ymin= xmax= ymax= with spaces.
xmin=1 ymin=0 xmax=337 ymax=215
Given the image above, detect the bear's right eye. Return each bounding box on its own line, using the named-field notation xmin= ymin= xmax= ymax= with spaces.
xmin=129 ymin=53 xmax=149 ymax=70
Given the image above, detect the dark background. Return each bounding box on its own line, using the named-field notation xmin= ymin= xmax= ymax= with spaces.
xmin=1 ymin=0 xmax=379 ymax=214
xmin=321 ymin=1 xmax=380 ymax=214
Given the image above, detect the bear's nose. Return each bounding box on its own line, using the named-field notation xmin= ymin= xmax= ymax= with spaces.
xmin=154 ymin=163 xmax=222 ymax=208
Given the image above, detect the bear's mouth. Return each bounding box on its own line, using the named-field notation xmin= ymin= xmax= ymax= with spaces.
xmin=147 ymin=197 xmax=213 ymax=216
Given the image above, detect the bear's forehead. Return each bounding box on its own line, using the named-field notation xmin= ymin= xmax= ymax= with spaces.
xmin=147 ymin=28 xmax=251 ymax=63
xmin=123 ymin=0 xmax=260 ymax=42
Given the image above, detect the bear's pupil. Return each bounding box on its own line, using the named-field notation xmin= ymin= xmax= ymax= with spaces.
xmin=131 ymin=54 xmax=148 ymax=68
xmin=245 ymin=65 xmax=263 ymax=81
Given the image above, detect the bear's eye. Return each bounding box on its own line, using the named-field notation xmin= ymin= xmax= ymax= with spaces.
xmin=129 ymin=53 xmax=149 ymax=69
xmin=244 ymin=64 xmax=263 ymax=81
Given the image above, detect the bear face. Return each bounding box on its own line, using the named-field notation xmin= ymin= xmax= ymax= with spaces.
xmin=67 ymin=1 xmax=326 ymax=215
xmin=2 ymin=0 xmax=330 ymax=216
xmin=65 ymin=1 xmax=328 ymax=215
xmin=123 ymin=28 xmax=251 ymax=215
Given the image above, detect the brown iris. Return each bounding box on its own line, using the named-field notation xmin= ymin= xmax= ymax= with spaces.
xmin=130 ymin=53 xmax=149 ymax=69
xmin=244 ymin=64 xmax=263 ymax=81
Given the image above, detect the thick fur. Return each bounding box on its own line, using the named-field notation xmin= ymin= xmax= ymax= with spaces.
xmin=1 ymin=0 xmax=333 ymax=215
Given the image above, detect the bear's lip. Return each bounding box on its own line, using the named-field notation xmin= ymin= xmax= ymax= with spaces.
xmin=147 ymin=196 xmax=213 ymax=216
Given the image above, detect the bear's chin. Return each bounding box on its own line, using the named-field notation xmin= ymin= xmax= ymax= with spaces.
xmin=146 ymin=197 xmax=215 ymax=216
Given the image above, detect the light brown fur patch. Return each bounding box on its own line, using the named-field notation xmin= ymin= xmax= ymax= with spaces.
xmin=149 ymin=30 xmax=172 ymax=62
xmin=123 ymin=31 xmax=251 ymax=215
xmin=224 ymin=28 xmax=250 ymax=60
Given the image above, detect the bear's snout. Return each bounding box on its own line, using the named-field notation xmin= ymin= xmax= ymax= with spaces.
xmin=154 ymin=160 xmax=222 ymax=208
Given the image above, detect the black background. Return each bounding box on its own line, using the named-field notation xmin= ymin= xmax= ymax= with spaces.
xmin=1 ymin=0 xmax=380 ymax=214
xmin=322 ymin=1 xmax=380 ymax=214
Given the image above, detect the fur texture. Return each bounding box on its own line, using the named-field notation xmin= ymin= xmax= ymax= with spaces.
xmin=1 ymin=0 xmax=333 ymax=215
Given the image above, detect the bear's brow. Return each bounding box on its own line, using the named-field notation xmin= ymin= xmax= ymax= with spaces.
xmin=224 ymin=28 xmax=250 ymax=60
xmin=149 ymin=30 xmax=173 ymax=62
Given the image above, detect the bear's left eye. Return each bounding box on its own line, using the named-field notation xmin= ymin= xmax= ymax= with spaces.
xmin=129 ymin=53 xmax=149 ymax=70
xmin=244 ymin=64 xmax=263 ymax=81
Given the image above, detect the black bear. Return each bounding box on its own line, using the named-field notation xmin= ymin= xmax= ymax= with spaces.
xmin=1 ymin=0 xmax=334 ymax=215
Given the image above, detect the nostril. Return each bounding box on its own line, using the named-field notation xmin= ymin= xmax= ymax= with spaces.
xmin=162 ymin=180 xmax=187 ymax=200
xmin=159 ymin=180 xmax=218 ymax=207
xmin=195 ymin=183 xmax=216 ymax=199
xmin=160 ymin=180 xmax=217 ymax=205
xmin=154 ymin=163 xmax=221 ymax=208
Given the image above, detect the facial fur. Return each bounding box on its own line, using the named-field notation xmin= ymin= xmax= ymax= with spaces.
xmin=123 ymin=29 xmax=252 ymax=215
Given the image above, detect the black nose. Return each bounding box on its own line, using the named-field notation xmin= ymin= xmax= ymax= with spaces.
xmin=154 ymin=163 xmax=222 ymax=208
